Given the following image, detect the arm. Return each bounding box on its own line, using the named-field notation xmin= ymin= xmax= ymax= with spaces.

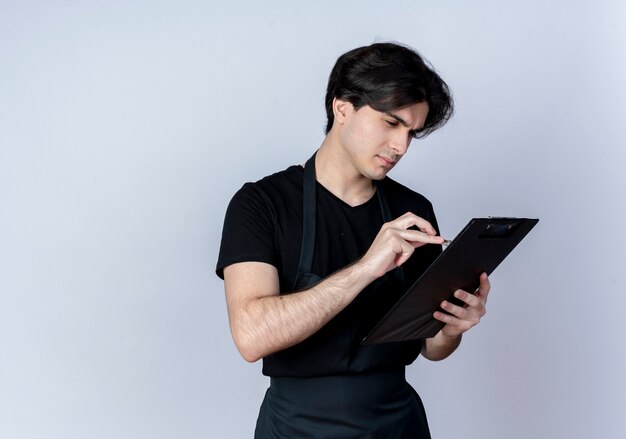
xmin=421 ymin=272 xmax=490 ymax=361
xmin=224 ymin=260 xmax=373 ymax=362
xmin=224 ymin=212 xmax=444 ymax=362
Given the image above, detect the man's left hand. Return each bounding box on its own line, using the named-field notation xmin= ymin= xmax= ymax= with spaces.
xmin=433 ymin=272 xmax=490 ymax=338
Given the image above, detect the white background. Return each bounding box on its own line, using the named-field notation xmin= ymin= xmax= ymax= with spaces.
xmin=1 ymin=1 xmax=625 ymax=438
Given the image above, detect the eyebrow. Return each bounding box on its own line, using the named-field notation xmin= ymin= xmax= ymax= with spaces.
xmin=384 ymin=112 xmax=422 ymax=135
xmin=384 ymin=112 xmax=410 ymax=127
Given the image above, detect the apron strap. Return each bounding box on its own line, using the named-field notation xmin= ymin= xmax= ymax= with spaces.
xmin=374 ymin=179 xmax=392 ymax=222
xmin=293 ymin=153 xmax=318 ymax=289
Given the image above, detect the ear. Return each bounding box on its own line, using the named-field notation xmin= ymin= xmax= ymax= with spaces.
xmin=332 ymin=98 xmax=353 ymax=125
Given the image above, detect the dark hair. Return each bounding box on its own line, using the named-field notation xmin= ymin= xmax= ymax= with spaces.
xmin=324 ymin=42 xmax=453 ymax=138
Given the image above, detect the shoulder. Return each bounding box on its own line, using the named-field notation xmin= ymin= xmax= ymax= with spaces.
xmin=224 ymin=165 xmax=304 ymax=238
xmin=235 ymin=165 xmax=302 ymax=199
xmin=229 ymin=165 xmax=303 ymax=210
xmin=217 ymin=165 xmax=302 ymax=279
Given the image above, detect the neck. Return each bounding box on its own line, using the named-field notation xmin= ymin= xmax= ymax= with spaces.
xmin=313 ymin=134 xmax=376 ymax=207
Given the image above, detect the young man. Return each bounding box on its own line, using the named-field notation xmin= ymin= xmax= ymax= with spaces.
xmin=216 ymin=42 xmax=489 ymax=438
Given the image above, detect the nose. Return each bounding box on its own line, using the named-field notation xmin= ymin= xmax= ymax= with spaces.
xmin=390 ymin=133 xmax=411 ymax=156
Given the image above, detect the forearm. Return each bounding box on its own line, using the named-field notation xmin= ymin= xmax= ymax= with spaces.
xmin=421 ymin=331 xmax=462 ymax=361
xmin=230 ymin=261 xmax=375 ymax=362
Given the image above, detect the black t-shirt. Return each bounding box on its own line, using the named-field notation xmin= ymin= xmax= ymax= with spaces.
xmin=216 ymin=165 xmax=442 ymax=377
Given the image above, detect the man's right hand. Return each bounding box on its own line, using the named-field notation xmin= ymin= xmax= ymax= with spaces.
xmin=359 ymin=212 xmax=444 ymax=281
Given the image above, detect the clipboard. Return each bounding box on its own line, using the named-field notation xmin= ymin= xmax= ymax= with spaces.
xmin=361 ymin=217 xmax=539 ymax=345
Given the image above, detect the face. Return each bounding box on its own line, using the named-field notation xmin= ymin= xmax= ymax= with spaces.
xmin=335 ymin=100 xmax=430 ymax=180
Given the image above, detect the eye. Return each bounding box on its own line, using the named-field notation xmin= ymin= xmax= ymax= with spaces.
xmin=385 ymin=120 xmax=398 ymax=127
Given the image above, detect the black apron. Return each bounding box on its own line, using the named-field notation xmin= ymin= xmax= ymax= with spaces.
xmin=255 ymin=154 xmax=431 ymax=438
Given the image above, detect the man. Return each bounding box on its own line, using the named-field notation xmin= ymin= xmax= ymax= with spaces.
xmin=216 ymin=42 xmax=489 ymax=438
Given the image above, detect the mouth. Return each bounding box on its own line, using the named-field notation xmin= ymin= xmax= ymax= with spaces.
xmin=376 ymin=155 xmax=396 ymax=168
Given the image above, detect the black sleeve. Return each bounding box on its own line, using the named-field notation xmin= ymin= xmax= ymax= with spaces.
xmin=215 ymin=183 xmax=278 ymax=279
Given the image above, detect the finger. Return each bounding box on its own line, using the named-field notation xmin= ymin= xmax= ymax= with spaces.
xmin=433 ymin=310 xmax=473 ymax=330
xmin=476 ymin=273 xmax=491 ymax=302
xmin=433 ymin=310 xmax=458 ymax=325
xmin=451 ymin=291 xmax=486 ymax=320
xmin=440 ymin=300 xmax=468 ymax=319
xmin=395 ymin=240 xmax=416 ymax=266
xmin=392 ymin=212 xmax=438 ymax=235
xmin=395 ymin=229 xmax=445 ymax=246
xmin=452 ymin=289 xmax=482 ymax=308
xmin=433 ymin=310 xmax=478 ymax=332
